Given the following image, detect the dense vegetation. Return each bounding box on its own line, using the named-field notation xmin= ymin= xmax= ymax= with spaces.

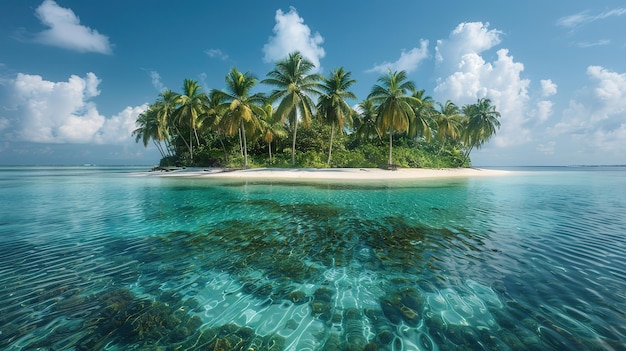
xmin=133 ymin=52 xmax=501 ymax=169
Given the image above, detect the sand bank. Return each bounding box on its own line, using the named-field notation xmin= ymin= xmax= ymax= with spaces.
xmin=149 ymin=167 xmax=510 ymax=181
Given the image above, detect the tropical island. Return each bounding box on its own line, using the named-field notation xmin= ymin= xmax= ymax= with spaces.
xmin=133 ymin=51 xmax=501 ymax=170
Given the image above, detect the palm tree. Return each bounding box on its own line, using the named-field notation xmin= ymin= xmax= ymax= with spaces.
xmin=202 ymin=89 xmax=229 ymax=163
xmin=154 ymin=89 xmax=180 ymax=157
xmin=174 ymin=79 xmax=207 ymax=162
xmin=259 ymin=102 xmax=288 ymax=164
xmin=133 ymin=106 xmax=169 ymax=158
xmin=263 ymin=51 xmax=322 ymax=165
xmin=435 ymin=100 xmax=461 ymax=154
xmin=317 ymin=67 xmax=357 ymax=165
xmin=367 ymin=69 xmax=420 ymax=168
xmin=213 ymin=67 xmax=264 ymax=168
xmin=408 ymin=88 xmax=434 ymax=142
xmin=461 ymin=98 xmax=501 ymax=165
xmin=355 ymin=99 xmax=383 ymax=142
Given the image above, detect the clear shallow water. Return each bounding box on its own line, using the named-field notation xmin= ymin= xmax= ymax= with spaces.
xmin=0 ymin=166 xmax=625 ymax=351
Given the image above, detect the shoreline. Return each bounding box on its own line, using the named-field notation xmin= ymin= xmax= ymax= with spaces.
xmin=144 ymin=167 xmax=511 ymax=181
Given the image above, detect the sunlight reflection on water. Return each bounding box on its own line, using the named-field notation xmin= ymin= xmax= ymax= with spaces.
xmin=0 ymin=167 xmax=625 ymax=350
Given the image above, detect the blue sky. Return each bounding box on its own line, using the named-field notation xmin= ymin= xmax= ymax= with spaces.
xmin=1 ymin=0 xmax=625 ymax=166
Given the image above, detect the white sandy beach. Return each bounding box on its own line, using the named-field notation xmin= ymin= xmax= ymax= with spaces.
xmin=149 ymin=167 xmax=510 ymax=180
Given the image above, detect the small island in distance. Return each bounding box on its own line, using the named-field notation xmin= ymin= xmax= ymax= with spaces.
xmin=133 ymin=52 xmax=501 ymax=171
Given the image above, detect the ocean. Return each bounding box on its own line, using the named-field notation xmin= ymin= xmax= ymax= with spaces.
xmin=0 ymin=166 xmax=624 ymax=350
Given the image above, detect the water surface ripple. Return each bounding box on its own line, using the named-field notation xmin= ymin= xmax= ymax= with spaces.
xmin=0 ymin=166 xmax=625 ymax=350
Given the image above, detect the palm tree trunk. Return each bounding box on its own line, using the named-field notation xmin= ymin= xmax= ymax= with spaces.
xmin=375 ymin=127 xmax=384 ymax=144
xmin=217 ymin=130 xmax=228 ymax=163
xmin=189 ymin=128 xmax=194 ymax=161
xmin=388 ymin=130 xmax=393 ymax=168
xmin=241 ymin=121 xmax=248 ymax=169
xmin=152 ymin=140 xmax=166 ymax=158
xmin=193 ymin=127 xmax=201 ymax=147
xmin=291 ymin=120 xmax=298 ymax=166
xmin=268 ymin=142 xmax=273 ymax=164
xmin=327 ymin=123 xmax=335 ymax=166
xmin=164 ymin=138 xmax=174 ymax=157
xmin=238 ymin=128 xmax=244 ymax=157
xmin=460 ymin=146 xmax=473 ymax=167
xmin=174 ymin=125 xmax=192 ymax=159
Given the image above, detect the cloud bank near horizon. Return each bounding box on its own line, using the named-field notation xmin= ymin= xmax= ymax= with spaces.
xmin=6 ymin=72 xmax=145 ymax=145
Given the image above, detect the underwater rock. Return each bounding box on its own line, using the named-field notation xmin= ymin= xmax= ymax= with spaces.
xmin=491 ymin=308 xmax=517 ymax=330
xmin=257 ymin=283 xmax=274 ymax=298
xmin=314 ymin=287 xmax=335 ymax=302
xmin=242 ymin=282 xmax=257 ymax=295
xmin=207 ymin=337 xmax=232 ymax=351
xmin=364 ymin=308 xmax=392 ymax=329
xmin=171 ymin=326 xmax=190 ymax=341
xmin=188 ymin=323 xmax=286 ymax=351
xmin=400 ymin=305 xmax=420 ymax=325
xmin=235 ymin=326 xmax=255 ymax=339
xmin=271 ymin=282 xmax=296 ymax=300
xmin=65 ymin=287 xmax=291 ymax=351
xmin=187 ymin=315 xmax=203 ymax=330
xmin=286 ymin=290 xmax=307 ymax=304
xmin=364 ymin=308 xmax=394 ymax=345
xmin=376 ymin=329 xmax=394 ymax=345
xmin=344 ymin=307 xmax=361 ymax=320
xmin=285 ymin=319 xmax=299 ymax=330
xmin=364 ymin=342 xmax=379 ymax=350
xmin=380 ymin=298 xmax=402 ymax=325
xmin=443 ymin=324 xmax=467 ymax=346
xmin=311 ymin=287 xmax=335 ymax=322
xmin=477 ymin=328 xmax=509 ymax=350
xmin=311 ymin=301 xmax=332 ymax=322
xmin=343 ymin=308 xmax=367 ymax=347
xmin=499 ymin=329 xmax=524 ymax=350
xmin=399 ymin=286 xmax=424 ymax=311
xmin=321 ymin=333 xmax=341 ymax=351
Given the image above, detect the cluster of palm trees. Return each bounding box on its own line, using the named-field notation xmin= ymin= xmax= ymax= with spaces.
xmin=133 ymin=51 xmax=501 ymax=168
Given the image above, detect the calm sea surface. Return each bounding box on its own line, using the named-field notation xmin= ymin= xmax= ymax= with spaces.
xmin=0 ymin=166 xmax=624 ymax=351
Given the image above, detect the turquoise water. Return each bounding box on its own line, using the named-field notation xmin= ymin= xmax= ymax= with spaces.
xmin=0 ymin=166 xmax=625 ymax=350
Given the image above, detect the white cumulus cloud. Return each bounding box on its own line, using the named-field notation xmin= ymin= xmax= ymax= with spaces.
xmin=33 ymin=0 xmax=112 ymax=54
xmin=367 ymin=40 xmax=429 ymax=74
xmin=549 ymin=66 xmax=626 ymax=155
xmin=540 ymin=79 xmax=558 ymax=97
xmin=9 ymin=72 xmax=145 ymax=144
xmin=435 ymin=22 xmax=502 ymax=65
xmin=96 ymin=104 xmax=149 ymax=144
xmin=262 ymin=7 xmax=325 ymax=71
xmin=434 ymin=22 xmax=532 ymax=147
xmin=588 ymin=65 xmax=626 ymax=109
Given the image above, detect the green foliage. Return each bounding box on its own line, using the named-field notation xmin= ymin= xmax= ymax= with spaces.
xmin=137 ymin=60 xmax=501 ymax=168
xmin=295 ymin=150 xmax=327 ymax=168
xmin=293 ymin=120 xmax=328 ymax=153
